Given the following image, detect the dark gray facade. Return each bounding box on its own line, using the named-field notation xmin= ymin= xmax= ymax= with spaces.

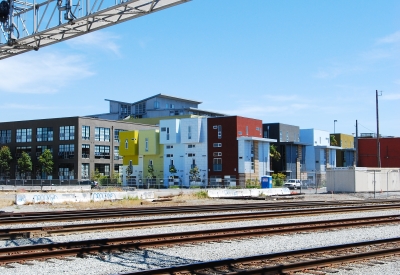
xmin=263 ymin=123 xmax=307 ymax=179
xmin=0 ymin=117 xmax=157 ymax=181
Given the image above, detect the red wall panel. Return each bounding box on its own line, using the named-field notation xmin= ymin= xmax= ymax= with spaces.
xmin=358 ymin=138 xmax=400 ymax=167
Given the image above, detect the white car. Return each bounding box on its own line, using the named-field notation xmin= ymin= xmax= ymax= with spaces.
xmin=283 ymin=179 xmax=302 ymax=189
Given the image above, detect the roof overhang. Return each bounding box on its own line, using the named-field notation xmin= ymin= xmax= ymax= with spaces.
xmin=237 ymin=137 xmax=277 ymax=143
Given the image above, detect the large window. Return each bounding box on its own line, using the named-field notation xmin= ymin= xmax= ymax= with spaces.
xmin=60 ymin=126 xmax=75 ymax=140
xmin=16 ymin=128 xmax=32 ymax=143
xmin=95 ymin=127 xmax=110 ymax=141
xmin=16 ymin=146 xmax=31 ymax=158
xmin=0 ymin=130 xmax=11 ymax=144
xmin=114 ymin=146 xmax=122 ymax=160
xmin=81 ymin=163 xmax=89 ymax=179
xmin=37 ymin=127 xmax=53 ymax=142
xmin=82 ymin=144 xmax=90 ymax=158
xmin=59 ymin=144 xmax=74 ymax=159
xmin=36 ymin=145 xmax=53 ymax=158
xmin=114 ymin=129 xmax=125 ymax=142
xmin=213 ymin=158 xmax=222 ymax=171
xmin=82 ymin=125 xmax=90 ymax=140
xmin=95 ymin=145 xmax=110 ymax=159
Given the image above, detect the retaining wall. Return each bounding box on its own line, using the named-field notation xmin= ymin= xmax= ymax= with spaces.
xmin=207 ymin=188 xmax=291 ymax=198
xmin=15 ymin=191 xmax=155 ymax=205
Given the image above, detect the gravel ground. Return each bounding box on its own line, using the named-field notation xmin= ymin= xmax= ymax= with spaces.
xmin=0 ymin=192 xmax=399 ymax=275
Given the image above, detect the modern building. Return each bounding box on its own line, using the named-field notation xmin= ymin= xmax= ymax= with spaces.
xmin=330 ymin=133 xmax=356 ymax=167
xmin=300 ymin=129 xmax=341 ymax=186
xmin=262 ymin=123 xmax=308 ymax=180
xmin=0 ymin=117 xmax=157 ymax=181
xmin=88 ymin=94 xmax=227 ymax=120
xmin=358 ymin=136 xmax=400 ymax=168
xmin=207 ymin=116 xmax=276 ymax=187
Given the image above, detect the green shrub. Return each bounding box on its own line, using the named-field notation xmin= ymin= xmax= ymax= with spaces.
xmin=272 ymin=173 xmax=286 ymax=187
xmin=194 ymin=190 xmax=208 ymax=199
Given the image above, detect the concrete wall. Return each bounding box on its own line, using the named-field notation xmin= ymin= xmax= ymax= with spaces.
xmin=207 ymin=188 xmax=291 ymax=198
xmin=0 ymin=185 xmax=91 ymax=192
xmin=15 ymin=191 xmax=155 ymax=205
xmin=326 ymin=167 xmax=400 ymax=193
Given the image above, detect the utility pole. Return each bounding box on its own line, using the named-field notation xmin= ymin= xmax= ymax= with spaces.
xmin=355 ymin=120 xmax=358 ymax=166
xmin=376 ymin=90 xmax=382 ymax=168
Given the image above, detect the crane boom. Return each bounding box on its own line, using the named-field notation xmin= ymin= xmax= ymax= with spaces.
xmin=0 ymin=0 xmax=190 ymax=60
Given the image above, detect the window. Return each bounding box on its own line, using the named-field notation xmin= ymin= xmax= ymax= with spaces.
xmin=95 ymin=145 xmax=110 ymax=159
xmin=58 ymin=144 xmax=74 ymax=159
xmin=95 ymin=127 xmax=110 ymax=141
xmin=0 ymin=130 xmax=12 ymax=143
xmin=188 ymin=153 xmax=195 ymax=157
xmin=213 ymin=158 xmax=222 ymax=171
xmin=217 ymin=125 xmax=222 ymax=139
xmin=145 ymin=138 xmax=149 ymax=152
xmin=166 ymin=145 xmax=174 ymax=149
xmin=213 ymin=152 xmax=222 ymax=157
xmin=154 ymin=101 xmax=159 ymax=109
xmin=188 ymin=126 xmax=192 ymax=139
xmin=166 ymin=154 xmax=174 ymax=158
xmin=37 ymin=127 xmax=53 ymax=142
xmin=161 ymin=127 xmax=166 ymax=132
xmin=213 ymin=125 xmax=217 ymax=129
xmin=82 ymin=126 xmax=90 ymax=140
xmin=166 ymin=127 xmax=170 ymax=140
xmin=81 ymin=163 xmax=89 ymax=179
xmin=238 ymin=131 xmax=242 ymax=135
xmin=16 ymin=128 xmax=32 ymax=143
xmin=36 ymin=146 xmax=53 ymax=157
xmin=213 ymin=143 xmax=222 ymax=147
xmin=188 ymin=144 xmax=195 ymax=148
xmin=114 ymin=129 xmax=125 ymax=142
xmin=82 ymin=144 xmax=90 ymax=158
xmin=114 ymin=146 xmax=121 ymax=160
xmin=16 ymin=146 xmax=32 ymax=158
xmin=125 ymin=139 xmax=128 ymax=149
xmin=60 ymin=126 xmax=75 ymax=141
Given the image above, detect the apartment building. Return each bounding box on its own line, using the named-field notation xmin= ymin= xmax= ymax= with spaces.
xmin=0 ymin=117 xmax=157 ymax=180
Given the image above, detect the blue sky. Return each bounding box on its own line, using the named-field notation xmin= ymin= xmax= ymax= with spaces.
xmin=1 ymin=0 xmax=399 ymax=136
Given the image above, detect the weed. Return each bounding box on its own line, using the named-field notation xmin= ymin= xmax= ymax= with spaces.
xmin=194 ymin=190 xmax=209 ymax=199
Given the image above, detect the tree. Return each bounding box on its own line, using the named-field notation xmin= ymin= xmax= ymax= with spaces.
xmin=270 ymin=144 xmax=281 ymax=161
xmin=17 ymin=152 xmax=32 ymax=179
xmin=126 ymin=165 xmax=133 ymax=179
xmin=147 ymin=164 xmax=155 ymax=179
xmin=38 ymin=149 xmax=54 ymax=179
xmin=330 ymin=135 xmax=338 ymax=146
xmin=272 ymin=173 xmax=286 ymax=187
xmin=189 ymin=166 xmax=200 ymax=182
xmin=0 ymin=146 xmax=12 ymax=177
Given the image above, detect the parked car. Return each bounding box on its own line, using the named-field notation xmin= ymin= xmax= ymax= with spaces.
xmin=283 ymin=179 xmax=302 ymax=189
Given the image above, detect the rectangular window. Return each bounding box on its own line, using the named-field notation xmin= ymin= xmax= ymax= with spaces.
xmin=213 ymin=152 xmax=222 ymax=157
xmin=166 ymin=145 xmax=174 ymax=149
xmin=238 ymin=131 xmax=242 ymax=135
xmin=213 ymin=158 xmax=222 ymax=171
xmin=154 ymin=101 xmax=159 ymax=109
xmin=82 ymin=144 xmax=90 ymax=158
xmin=37 ymin=127 xmax=53 ymax=142
xmin=166 ymin=127 xmax=170 ymax=140
xmin=161 ymin=127 xmax=166 ymax=132
xmin=94 ymin=145 xmax=110 ymax=159
xmin=58 ymin=144 xmax=74 ymax=159
xmin=36 ymin=146 xmax=53 ymax=158
xmin=213 ymin=125 xmax=217 ymax=129
xmin=82 ymin=126 xmax=90 ymax=140
xmin=166 ymin=154 xmax=174 ymax=158
xmin=16 ymin=128 xmax=32 ymax=143
xmin=213 ymin=143 xmax=222 ymax=147
xmin=59 ymin=126 xmax=75 ymax=141
xmin=114 ymin=146 xmax=121 ymax=160
xmin=114 ymin=129 xmax=125 ymax=142
xmin=81 ymin=163 xmax=89 ymax=179
xmin=95 ymin=127 xmax=110 ymax=141
xmin=188 ymin=126 xmax=192 ymax=139
xmin=145 ymin=138 xmax=149 ymax=152
xmin=217 ymin=125 xmax=222 ymax=139
xmin=16 ymin=146 xmax=32 ymax=158
xmin=188 ymin=144 xmax=195 ymax=148
xmin=0 ymin=130 xmax=12 ymax=144
xmin=188 ymin=153 xmax=195 ymax=157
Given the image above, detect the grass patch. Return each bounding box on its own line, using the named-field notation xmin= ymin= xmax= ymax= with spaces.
xmin=0 ymin=199 xmax=14 ymax=207
xmin=194 ymin=190 xmax=209 ymax=199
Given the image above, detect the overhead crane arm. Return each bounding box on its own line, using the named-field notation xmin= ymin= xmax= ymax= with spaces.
xmin=0 ymin=0 xmax=190 ymax=60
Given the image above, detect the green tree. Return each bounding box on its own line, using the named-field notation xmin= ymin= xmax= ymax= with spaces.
xmin=147 ymin=164 xmax=155 ymax=179
xmin=272 ymin=172 xmax=286 ymax=187
xmin=189 ymin=166 xmax=200 ymax=181
xmin=38 ymin=149 xmax=54 ymax=178
xmin=17 ymin=152 xmax=32 ymax=178
xmin=270 ymin=144 xmax=281 ymax=161
xmin=0 ymin=146 xmax=12 ymax=177
xmin=330 ymin=135 xmax=338 ymax=146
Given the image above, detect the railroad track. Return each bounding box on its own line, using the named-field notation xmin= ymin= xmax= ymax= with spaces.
xmin=118 ymin=237 xmax=400 ymax=275
xmin=1 ymin=203 xmax=400 ymax=240
xmin=0 ymin=214 xmax=399 ymax=266
xmin=1 ymin=200 xmax=400 ymax=225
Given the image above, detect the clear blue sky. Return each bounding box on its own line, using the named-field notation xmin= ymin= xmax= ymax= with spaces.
xmin=1 ymin=0 xmax=399 ymax=136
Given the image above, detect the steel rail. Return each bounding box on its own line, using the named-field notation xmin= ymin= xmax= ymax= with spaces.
xmin=117 ymin=238 xmax=400 ymax=275
xmin=2 ymin=201 xmax=400 ymax=225
xmin=1 ymin=205 xmax=400 ymax=239
xmin=3 ymin=199 xmax=399 ymax=218
xmin=0 ymin=215 xmax=399 ymax=265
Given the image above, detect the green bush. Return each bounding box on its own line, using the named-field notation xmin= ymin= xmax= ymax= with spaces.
xmin=245 ymin=179 xmax=260 ymax=189
xmin=194 ymin=190 xmax=209 ymax=199
xmin=272 ymin=173 xmax=286 ymax=187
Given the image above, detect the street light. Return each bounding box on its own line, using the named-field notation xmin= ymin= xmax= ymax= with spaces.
xmin=334 ymin=120 xmax=337 ymax=133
